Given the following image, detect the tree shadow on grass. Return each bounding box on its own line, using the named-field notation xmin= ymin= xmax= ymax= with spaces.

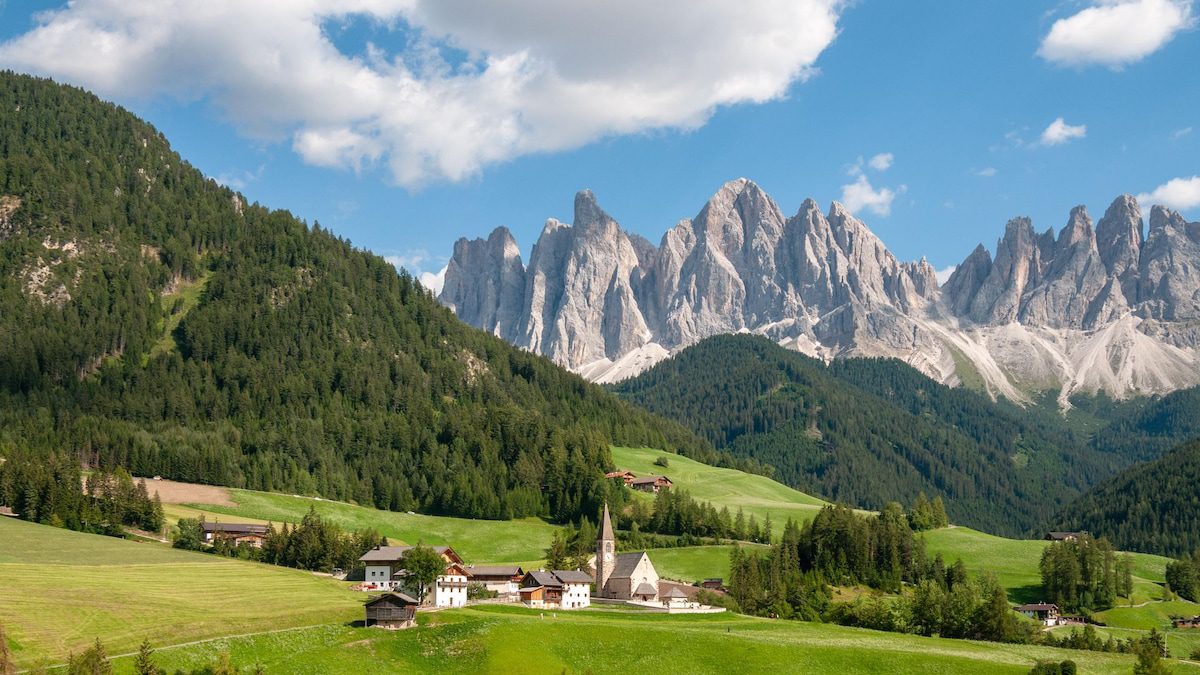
xmin=1008 ymin=584 xmax=1045 ymax=605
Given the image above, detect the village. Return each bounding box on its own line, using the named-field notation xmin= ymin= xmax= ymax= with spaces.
xmin=195 ymin=470 xmax=727 ymax=631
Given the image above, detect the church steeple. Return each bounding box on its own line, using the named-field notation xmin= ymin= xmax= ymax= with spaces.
xmin=597 ymin=503 xmax=616 ymax=594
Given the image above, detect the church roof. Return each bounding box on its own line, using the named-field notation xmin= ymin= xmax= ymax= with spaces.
xmin=633 ymin=582 xmax=657 ymax=596
xmin=609 ymin=551 xmax=648 ymax=580
xmin=600 ymin=503 xmax=614 ymax=542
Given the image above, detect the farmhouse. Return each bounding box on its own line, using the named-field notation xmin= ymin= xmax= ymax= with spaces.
xmin=518 ymin=569 xmax=593 ymax=609
xmin=1045 ymin=532 xmax=1086 ymax=542
xmin=364 ymin=592 xmax=418 ymax=629
xmin=200 ymin=522 xmax=268 ymax=548
xmin=629 ymin=475 xmax=673 ymax=493
xmin=466 ymin=565 xmax=524 ymax=598
xmin=595 ymin=504 xmax=660 ymax=602
xmin=1173 ymin=616 xmax=1200 ymax=628
xmin=1015 ymin=603 xmax=1061 ymax=626
xmin=701 ymin=578 xmax=724 ymax=590
xmin=605 ymin=470 xmax=636 ymax=484
xmin=359 ymin=545 xmax=470 ymax=607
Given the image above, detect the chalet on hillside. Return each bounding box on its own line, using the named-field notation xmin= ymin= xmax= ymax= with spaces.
xmin=1015 ymin=603 xmax=1061 ymax=626
xmin=701 ymin=578 xmax=724 ymax=591
xmin=1045 ymin=532 xmax=1087 ymax=542
xmin=518 ymin=570 xmax=592 ymax=609
xmin=201 ymin=522 xmax=269 ymax=548
xmin=1173 ymin=616 xmax=1200 ymax=629
xmin=364 ymin=592 xmax=419 ymax=629
xmin=629 ymin=475 xmax=672 ymax=493
xmin=466 ymin=565 xmax=524 ymax=598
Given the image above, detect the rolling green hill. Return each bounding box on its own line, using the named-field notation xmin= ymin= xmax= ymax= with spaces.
xmin=2 ymin=518 xmax=1185 ymax=675
xmin=104 ymin=605 xmax=1189 ymax=675
xmin=0 ymin=70 xmax=737 ymax=527
xmin=0 ymin=516 xmax=360 ymax=668
xmin=611 ymin=334 xmax=1119 ymax=536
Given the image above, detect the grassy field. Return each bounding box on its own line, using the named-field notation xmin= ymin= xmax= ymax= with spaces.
xmin=180 ymin=489 xmax=560 ymax=564
xmin=643 ymin=544 xmax=769 ymax=583
xmin=99 ymin=604 xmax=1200 ymax=675
xmin=0 ymin=517 xmax=360 ymax=669
xmin=921 ymin=526 xmax=1175 ymax=605
xmin=610 ymin=446 xmax=828 ymax=527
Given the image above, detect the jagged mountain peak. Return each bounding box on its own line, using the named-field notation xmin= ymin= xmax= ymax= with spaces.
xmin=442 ymin=183 xmax=1200 ymax=402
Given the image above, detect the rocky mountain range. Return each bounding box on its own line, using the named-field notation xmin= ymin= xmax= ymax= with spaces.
xmin=439 ymin=178 xmax=1200 ymax=404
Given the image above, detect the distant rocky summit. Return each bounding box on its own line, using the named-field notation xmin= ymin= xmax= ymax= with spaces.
xmin=440 ymin=179 xmax=1200 ymax=404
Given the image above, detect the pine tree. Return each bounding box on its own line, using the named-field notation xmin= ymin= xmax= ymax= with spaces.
xmin=132 ymin=639 xmax=161 ymax=675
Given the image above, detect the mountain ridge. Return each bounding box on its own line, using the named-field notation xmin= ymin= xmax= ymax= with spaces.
xmin=441 ymin=179 xmax=1200 ymax=404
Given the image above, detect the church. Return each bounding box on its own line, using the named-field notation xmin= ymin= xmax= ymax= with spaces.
xmin=594 ymin=503 xmax=660 ymax=602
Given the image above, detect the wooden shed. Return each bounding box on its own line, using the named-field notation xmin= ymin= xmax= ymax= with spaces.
xmin=365 ymin=592 xmax=419 ymax=629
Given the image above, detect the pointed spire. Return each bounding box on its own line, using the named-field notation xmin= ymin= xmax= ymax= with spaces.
xmin=600 ymin=502 xmax=615 ymax=542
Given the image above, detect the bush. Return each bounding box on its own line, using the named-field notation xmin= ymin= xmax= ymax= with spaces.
xmin=654 ymin=456 xmax=670 ymax=468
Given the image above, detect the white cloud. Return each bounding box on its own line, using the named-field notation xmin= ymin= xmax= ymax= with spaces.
xmin=1039 ymin=117 xmax=1087 ymax=146
xmin=867 ymin=152 xmax=894 ymax=171
xmin=840 ymin=174 xmax=905 ymax=217
xmin=935 ymin=266 xmax=957 ymax=284
xmin=1038 ymin=0 xmax=1195 ymax=68
xmin=0 ymin=0 xmax=844 ymax=188
xmin=418 ymin=266 xmax=448 ymax=295
xmin=384 ymin=249 xmax=448 ymax=291
xmin=1171 ymin=126 xmax=1193 ymax=140
xmin=1137 ymin=176 xmax=1200 ymax=210
xmin=974 ymin=167 xmax=998 ymax=177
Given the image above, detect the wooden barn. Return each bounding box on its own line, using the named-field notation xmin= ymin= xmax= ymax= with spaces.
xmin=364 ymin=592 xmax=419 ymax=629
xmin=1173 ymin=615 xmax=1200 ymax=628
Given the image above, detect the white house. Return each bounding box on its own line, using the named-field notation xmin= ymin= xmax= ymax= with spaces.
xmin=358 ymin=545 xmax=469 ymax=608
xmin=518 ymin=570 xmax=593 ymax=609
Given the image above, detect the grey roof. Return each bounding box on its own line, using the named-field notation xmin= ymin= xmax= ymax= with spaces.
xmin=629 ymin=475 xmax=670 ymax=485
xmin=524 ymin=570 xmax=562 ymax=588
xmin=467 ymin=565 xmax=523 ymax=577
xmin=1046 ymin=531 xmax=1085 ymax=540
xmin=1015 ymin=603 xmax=1059 ymax=612
xmin=552 ymin=570 xmax=594 ymax=584
xmin=358 ymin=545 xmax=454 ymax=563
xmin=609 ymin=551 xmax=648 ymax=580
xmin=663 ymin=587 xmax=689 ymax=598
xmin=364 ymin=591 xmax=419 ymax=606
xmin=633 ymin=582 xmax=657 ymax=597
xmin=600 ymin=503 xmax=615 ymax=542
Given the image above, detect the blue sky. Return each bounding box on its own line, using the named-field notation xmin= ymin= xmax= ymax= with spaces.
xmin=1 ymin=1 xmax=1197 ymax=286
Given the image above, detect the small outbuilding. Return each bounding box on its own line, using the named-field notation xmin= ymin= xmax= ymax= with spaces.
xmin=364 ymin=592 xmax=419 ymax=629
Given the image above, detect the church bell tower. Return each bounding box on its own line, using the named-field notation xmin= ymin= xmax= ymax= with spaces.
xmin=597 ymin=502 xmax=615 ymax=594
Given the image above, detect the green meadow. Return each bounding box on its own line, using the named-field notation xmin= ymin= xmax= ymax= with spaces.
xmin=104 ymin=605 xmax=1197 ymax=675
xmin=610 ymin=446 xmax=829 ymax=527
xmin=0 ymin=516 xmax=359 ymax=669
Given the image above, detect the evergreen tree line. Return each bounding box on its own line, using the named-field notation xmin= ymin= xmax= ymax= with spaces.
xmin=612 ymin=334 xmax=1116 ymax=537
xmin=1165 ymin=550 xmax=1200 ymax=602
xmin=1038 ymin=536 xmax=1134 ymax=613
xmin=0 ymin=451 xmax=163 ymax=536
xmin=174 ymin=507 xmax=386 ymax=574
xmin=0 ymin=71 xmax=759 ymax=527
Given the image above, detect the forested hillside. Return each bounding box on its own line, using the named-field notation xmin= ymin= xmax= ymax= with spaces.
xmin=0 ymin=71 xmax=733 ymax=524
xmin=612 ymin=334 xmax=1123 ymax=536
xmin=1054 ymin=439 xmax=1200 ymax=556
